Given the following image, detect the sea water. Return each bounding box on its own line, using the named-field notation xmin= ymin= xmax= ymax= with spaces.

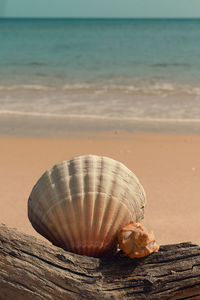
xmin=0 ymin=18 xmax=200 ymax=123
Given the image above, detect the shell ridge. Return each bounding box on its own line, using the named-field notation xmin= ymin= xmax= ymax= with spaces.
xmin=43 ymin=207 xmax=69 ymax=248
xmin=30 ymin=170 xmax=56 ymax=214
xmin=83 ymin=155 xmax=97 ymax=255
xmin=29 ymin=169 xmax=69 ymax=247
xmin=74 ymin=157 xmax=85 ymax=254
xmin=67 ymin=159 xmax=84 ymax=253
xmin=95 ymin=161 xmax=122 ymax=249
xmin=122 ymin=168 xmax=145 ymax=222
xmin=46 ymin=166 xmax=72 ymax=245
xmin=130 ymin=184 xmax=146 ymax=222
xmin=90 ymin=156 xmax=107 ymax=253
xmin=97 ymin=196 xmax=118 ymax=250
xmin=91 ymin=193 xmax=108 ymax=254
xmin=50 ymin=164 xmax=74 ymax=251
xmin=48 ymin=161 xmax=76 ymax=252
xmin=79 ymin=156 xmax=86 ymax=254
xmin=28 ymin=202 xmax=58 ymax=243
xmin=100 ymin=198 xmax=133 ymax=248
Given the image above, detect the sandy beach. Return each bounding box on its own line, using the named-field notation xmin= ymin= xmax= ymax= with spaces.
xmin=1 ymin=132 xmax=200 ymax=247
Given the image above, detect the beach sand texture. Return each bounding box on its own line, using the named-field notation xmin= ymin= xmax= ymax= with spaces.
xmin=1 ymin=132 xmax=199 ymax=247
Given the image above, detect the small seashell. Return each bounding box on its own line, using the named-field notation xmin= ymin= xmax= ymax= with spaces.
xmin=117 ymin=221 xmax=160 ymax=258
xmin=28 ymin=155 xmax=146 ymax=257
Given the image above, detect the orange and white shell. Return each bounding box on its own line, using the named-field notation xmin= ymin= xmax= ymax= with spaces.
xmin=118 ymin=221 xmax=160 ymax=258
xmin=28 ymin=155 xmax=146 ymax=257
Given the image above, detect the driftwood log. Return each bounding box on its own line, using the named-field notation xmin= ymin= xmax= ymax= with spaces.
xmin=0 ymin=224 xmax=200 ymax=300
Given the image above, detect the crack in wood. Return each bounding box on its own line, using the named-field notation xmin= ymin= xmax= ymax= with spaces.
xmin=151 ymin=279 xmax=200 ymax=296
xmin=181 ymin=294 xmax=200 ymax=300
xmin=0 ymin=277 xmax=43 ymax=298
xmin=20 ymin=249 xmax=98 ymax=279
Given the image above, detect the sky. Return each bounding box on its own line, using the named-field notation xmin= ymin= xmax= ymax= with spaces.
xmin=0 ymin=0 xmax=200 ymax=18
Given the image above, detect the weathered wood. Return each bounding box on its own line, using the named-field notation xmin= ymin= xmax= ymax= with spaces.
xmin=0 ymin=224 xmax=200 ymax=300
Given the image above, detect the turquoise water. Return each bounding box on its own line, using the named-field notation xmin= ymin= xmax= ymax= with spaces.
xmin=0 ymin=18 xmax=200 ymax=120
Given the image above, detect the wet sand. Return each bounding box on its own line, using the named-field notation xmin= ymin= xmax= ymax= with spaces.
xmin=0 ymin=132 xmax=200 ymax=246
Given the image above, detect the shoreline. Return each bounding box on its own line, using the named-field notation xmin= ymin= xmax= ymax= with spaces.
xmin=1 ymin=113 xmax=200 ymax=137
xmin=1 ymin=132 xmax=200 ymax=246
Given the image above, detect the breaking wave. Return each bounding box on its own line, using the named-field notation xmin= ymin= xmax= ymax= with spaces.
xmin=1 ymin=110 xmax=200 ymax=124
xmin=0 ymin=82 xmax=200 ymax=96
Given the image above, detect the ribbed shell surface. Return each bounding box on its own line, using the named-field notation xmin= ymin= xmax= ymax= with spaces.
xmin=28 ymin=155 xmax=146 ymax=257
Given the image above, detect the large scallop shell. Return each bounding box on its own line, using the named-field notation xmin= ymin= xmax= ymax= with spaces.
xmin=28 ymin=155 xmax=146 ymax=257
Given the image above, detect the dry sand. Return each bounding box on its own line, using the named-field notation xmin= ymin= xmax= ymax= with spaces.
xmin=0 ymin=132 xmax=200 ymax=246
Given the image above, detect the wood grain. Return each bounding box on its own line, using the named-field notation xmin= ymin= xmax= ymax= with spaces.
xmin=0 ymin=224 xmax=200 ymax=300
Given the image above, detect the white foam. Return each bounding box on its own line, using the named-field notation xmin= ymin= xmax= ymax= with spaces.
xmin=1 ymin=110 xmax=200 ymax=124
xmin=62 ymin=83 xmax=92 ymax=90
xmin=61 ymin=82 xmax=200 ymax=96
xmin=0 ymin=85 xmax=53 ymax=91
xmin=0 ymin=82 xmax=200 ymax=96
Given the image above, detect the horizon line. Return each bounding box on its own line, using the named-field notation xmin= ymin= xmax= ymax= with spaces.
xmin=0 ymin=16 xmax=200 ymax=20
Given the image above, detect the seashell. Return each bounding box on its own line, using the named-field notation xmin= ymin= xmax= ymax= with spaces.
xmin=117 ymin=221 xmax=160 ymax=258
xmin=28 ymin=155 xmax=146 ymax=258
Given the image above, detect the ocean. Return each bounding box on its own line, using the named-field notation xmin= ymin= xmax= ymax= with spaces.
xmin=0 ymin=18 xmax=200 ymax=132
